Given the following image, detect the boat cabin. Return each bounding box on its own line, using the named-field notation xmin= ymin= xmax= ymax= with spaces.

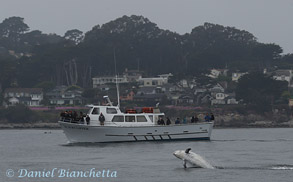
xmin=85 ymin=105 xmax=164 ymax=126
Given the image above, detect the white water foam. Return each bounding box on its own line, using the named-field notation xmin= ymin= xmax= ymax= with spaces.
xmin=271 ymin=166 xmax=293 ymax=170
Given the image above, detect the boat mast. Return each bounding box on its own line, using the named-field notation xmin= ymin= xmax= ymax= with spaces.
xmin=114 ymin=48 xmax=120 ymax=108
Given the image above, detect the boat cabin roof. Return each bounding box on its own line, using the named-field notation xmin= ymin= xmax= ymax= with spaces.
xmin=86 ymin=105 xmax=163 ymax=115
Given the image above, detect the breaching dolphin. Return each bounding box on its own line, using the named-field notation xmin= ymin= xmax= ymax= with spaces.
xmin=173 ymin=148 xmax=214 ymax=169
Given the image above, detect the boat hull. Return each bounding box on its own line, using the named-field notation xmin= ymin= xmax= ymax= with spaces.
xmin=59 ymin=121 xmax=213 ymax=143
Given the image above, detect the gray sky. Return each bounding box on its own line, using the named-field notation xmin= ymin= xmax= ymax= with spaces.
xmin=1 ymin=0 xmax=293 ymax=53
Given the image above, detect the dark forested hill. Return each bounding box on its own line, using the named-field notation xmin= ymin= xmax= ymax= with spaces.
xmin=0 ymin=15 xmax=290 ymax=90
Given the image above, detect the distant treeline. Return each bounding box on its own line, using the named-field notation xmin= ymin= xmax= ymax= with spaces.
xmin=1 ymin=15 xmax=293 ymax=90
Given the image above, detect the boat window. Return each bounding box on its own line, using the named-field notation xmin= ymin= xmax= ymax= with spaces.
xmin=87 ymin=107 xmax=93 ymax=115
xmin=112 ymin=116 xmax=124 ymax=122
xmin=125 ymin=116 xmax=135 ymax=122
xmin=107 ymin=108 xmax=117 ymax=114
xmin=137 ymin=116 xmax=147 ymax=122
xmin=148 ymin=115 xmax=153 ymax=122
xmin=91 ymin=108 xmax=99 ymax=115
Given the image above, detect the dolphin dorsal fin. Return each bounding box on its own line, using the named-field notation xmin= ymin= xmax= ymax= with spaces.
xmin=185 ymin=148 xmax=191 ymax=154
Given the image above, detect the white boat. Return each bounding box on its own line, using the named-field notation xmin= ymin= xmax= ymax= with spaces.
xmin=58 ymin=97 xmax=213 ymax=143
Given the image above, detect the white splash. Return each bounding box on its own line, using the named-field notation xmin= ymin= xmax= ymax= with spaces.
xmin=271 ymin=166 xmax=293 ymax=170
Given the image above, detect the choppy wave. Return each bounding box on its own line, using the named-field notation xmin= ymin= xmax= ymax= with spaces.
xmin=214 ymin=165 xmax=293 ymax=170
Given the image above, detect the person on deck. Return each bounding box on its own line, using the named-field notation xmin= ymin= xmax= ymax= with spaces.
xmin=160 ymin=118 xmax=165 ymax=125
xmin=175 ymin=118 xmax=180 ymax=124
xmin=157 ymin=118 xmax=161 ymax=125
xmin=204 ymin=113 xmax=211 ymax=122
xmin=86 ymin=115 xmax=90 ymax=125
xmin=210 ymin=113 xmax=215 ymax=121
xmin=166 ymin=117 xmax=171 ymax=125
xmin=99 ymin=113 xmax=105 ymax=126
xmin=191 ymin=116 xmax=195 ymax=123
xmin=183 ymin=117 xmax=187 ymax=124
xmin=194 ymin=115 xmax=199 ymax=122
xmin=73 ymin=111 xmax=78 ymax=121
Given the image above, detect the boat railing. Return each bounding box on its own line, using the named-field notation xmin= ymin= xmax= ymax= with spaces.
xmin=60 ymin=117 xmax=85 ymax=124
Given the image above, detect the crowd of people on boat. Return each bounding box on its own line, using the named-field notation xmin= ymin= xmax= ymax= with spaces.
xmin=157 ymin=113 xmax=215 ymax=125
xmin=60 ymin=111 xmax=91 ymax=125
xmin=61 ymin=110 xmax=215 ymax=126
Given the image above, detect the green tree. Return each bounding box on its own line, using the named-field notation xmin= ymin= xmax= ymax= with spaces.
xmin=0 ymin=57 xmax=17 ymax=89
xmin=236 ymin=72 xmax=288 ymax=113
xmin=64 ymin=29 xmax=84 ymax=44
xmin=0 ymin=16 xmax=29 ymax=40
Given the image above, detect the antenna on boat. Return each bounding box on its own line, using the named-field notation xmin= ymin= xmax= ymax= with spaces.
xmin=156 ymin=102 xmax=160 ymax=108
xmin=114 ymin=47 xmax=120 ymax=108
xmin=103 ymin=96 xmax=113 ymax=106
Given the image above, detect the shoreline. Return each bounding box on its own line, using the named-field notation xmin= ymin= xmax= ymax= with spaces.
xmin=0 ymin=123 xmax=61 ymax=129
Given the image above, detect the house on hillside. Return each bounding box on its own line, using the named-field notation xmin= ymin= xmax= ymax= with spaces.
xmin=92 ymin=76 xmax=128 ymax=88
xmin=138 ymin=77 xmax=167 ymax=87
xmin=226 ymin=97 xmax=239 ymax=105
xmin=273 ymin=69 xmax=293 ymax=87
xmin=208 ymin=69 xmax=228 ymax=79
xmin=211 ymin=93 xmax=227 ymax=105
xmin=123 ymin=69 xmax=144 ymax=82
xmin=46 ymin=86 xmax=83 ymax=105
xmin=3 ymin=88 xmax=43 ymax=106
xmin=138 ymin=73 xmax=172 ymax=87
xmin=232 ymin=72 xmax=247 ymax=82
xmin=177 ymin=95 xmax=194 ymax=105
xmin=211 ymin=92 xmax=238 ymax=105
xmin=210 ymin=83 xmax=225 ymax=97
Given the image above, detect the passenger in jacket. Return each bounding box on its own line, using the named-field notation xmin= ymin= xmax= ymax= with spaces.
xmin=99 ymin=113 xmax=105 ymax=126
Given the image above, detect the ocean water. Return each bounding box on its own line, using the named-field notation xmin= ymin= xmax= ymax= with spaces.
xmin=1 ymin=128 xmax=293 ymax=182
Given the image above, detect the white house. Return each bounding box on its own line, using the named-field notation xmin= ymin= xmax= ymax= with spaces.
xmin=123 ymin=69 xmax=144 ymax=82
xmin=158 ymin=73 xmax=173 ymax=80
xmin=208 ymin=69 xmax=228 ymax=79
xmin=227 ymin=97 xmax=239 ymax=105
xmin=3 ymin=88 xmax=43 ymax=106
xmin=179 ymin=79 xmax=189 ymax=88
xmin=273 ymin=70 xmax=293 ymax=87
xmin=92 ymin=76 xmax=128 ymax=88
xmin=46 ymin=86 xmax=83 ymax=105
xmin=138 ymin=77 xmax=168 ymax=87
xmin=211 ymin=93 xmax=227 ymax=105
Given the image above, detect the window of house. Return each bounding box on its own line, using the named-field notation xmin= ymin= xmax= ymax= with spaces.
xmin=112 ymin=116 xmax=124 ymax=122
xmin=137 ymin=116 xmax=147 ymax=122
xmin=107 ymin=108 xmax=117 ymax=114
xmin=125 ymin=116 xmax=135 ymax=122
xmin=91 ymin=108 xmax=100 ymax=115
